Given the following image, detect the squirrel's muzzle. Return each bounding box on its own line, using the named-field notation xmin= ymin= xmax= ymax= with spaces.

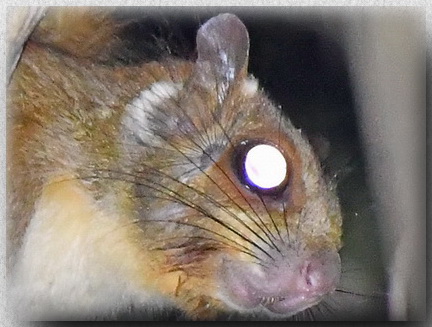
xmin=218 ymin=248 xmax=341 ymax=316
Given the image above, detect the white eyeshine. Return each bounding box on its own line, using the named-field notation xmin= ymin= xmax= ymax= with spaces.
xmin=244 ymin=144 xmax=287 ymax=189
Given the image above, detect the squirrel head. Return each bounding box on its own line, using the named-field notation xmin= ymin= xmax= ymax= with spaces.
xmin=118 ymin=14 xmax=343 ymax=318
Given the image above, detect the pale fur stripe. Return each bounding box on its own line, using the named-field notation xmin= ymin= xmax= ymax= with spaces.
xmin=123 ymin=81 xmax=183 ymax=145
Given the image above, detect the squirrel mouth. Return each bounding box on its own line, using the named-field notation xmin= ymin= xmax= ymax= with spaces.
xmin=258 ymin=295 xmax=323 ymax=315
xmin=259 ymin=296 xmax=284 ymax=306
xmin=218 ymin=249 xmax=341 ymax=317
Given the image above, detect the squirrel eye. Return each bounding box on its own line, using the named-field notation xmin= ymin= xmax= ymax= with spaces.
xmin=234 ymin=142 xmax=288 ymax=194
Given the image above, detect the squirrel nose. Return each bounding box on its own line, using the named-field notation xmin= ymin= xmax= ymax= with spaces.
xmin=299 ymin=257 xmax=336 ymax=292
xmin=219 ymin=250 xmax=341 ymax=315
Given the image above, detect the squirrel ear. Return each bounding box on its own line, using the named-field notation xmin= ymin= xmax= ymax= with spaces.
xmin=195 ymin=14 xmax=250 ymax=95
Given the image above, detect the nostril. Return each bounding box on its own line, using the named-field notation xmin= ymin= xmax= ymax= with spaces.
xmin=305 ymin=274 xmax=312 ymax=287
xmin=298 ymin=255 xmax=339 ymax=294
xmin=301 ymin=260 xmax=328 ymax=293
xmin=304 ymin=262 xmax=313 ymax=287
xmin=300 ymin=261 xmax=316 ymax=290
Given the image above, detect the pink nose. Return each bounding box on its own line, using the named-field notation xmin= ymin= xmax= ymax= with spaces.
xmin=219 ymin=250 xmax=341 ymax=316
xmin=299 ymin=257 xmax=336 ymax=292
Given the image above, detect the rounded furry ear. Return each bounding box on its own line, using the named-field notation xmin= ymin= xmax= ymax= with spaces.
xmin=194 ymin=14 xmax=250 ymax=98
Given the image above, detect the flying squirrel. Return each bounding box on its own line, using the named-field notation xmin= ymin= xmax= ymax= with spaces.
xmin=7 ymin=8 xmax=343 ymax=320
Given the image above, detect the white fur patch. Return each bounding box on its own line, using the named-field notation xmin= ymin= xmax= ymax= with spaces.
xmin=240 ymin=78 xmax=258 ymax=97
xmin=8 ymin=178 xmax=171 ymax=320
xmin=123 ymin=81 xmax=183 ymax=145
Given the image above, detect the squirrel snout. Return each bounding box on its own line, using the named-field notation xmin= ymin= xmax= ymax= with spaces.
xmin=219 ymin=250 xmax=341 ymax=316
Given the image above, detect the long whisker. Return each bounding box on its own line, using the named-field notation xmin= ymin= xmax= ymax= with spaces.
xmin=133 ymin=125 xmax=278 ymax=252
xmin=128 ymin=80 xmax=281 ymax=250
xmin=319 ymin=300 xmax=336 ymax=317
xmin=135 ymin=104 xmax=277 ymax=248
xmin=186 ymin=138 xmax=281 ymax=251
xmin=306 ymin=307 xmax=316 ymax=321
xmin=256 ymin=193 xmax=284 ymax=250
xmin=334 ymin=289 xmax=387 ymax=299
xmin=93 ymin=163 xmax=276 ymax=256
xmin=294 ymin=205 xmax=303 ymax=255
xmin=88 ymin=200 xmax=262 ymax=265
xmin=281 ymin=200 xmax=291 ymax=246
xmin=201 ymin=101 xmax=282 ymax=250
xmin=148 ymin=233 xmax=267 ymax=268
xmin=80 ymin=172 xmax=275 ymax=261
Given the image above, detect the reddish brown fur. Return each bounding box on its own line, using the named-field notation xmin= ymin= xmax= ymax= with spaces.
xmin=7 ymin=37 xmax=192 ymax=261
xmin=8 ymin=8 xmax=343 ymax=320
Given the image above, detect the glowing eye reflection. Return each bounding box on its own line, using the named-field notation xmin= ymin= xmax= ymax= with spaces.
xmin=244 ymin=144 xmax=287 ymax=189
